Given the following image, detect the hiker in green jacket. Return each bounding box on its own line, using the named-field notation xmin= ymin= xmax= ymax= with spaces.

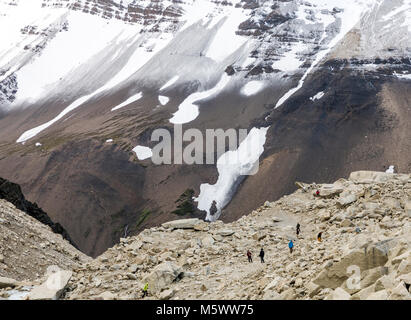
xmin=142 ymin=283 xmax=149 ymax=298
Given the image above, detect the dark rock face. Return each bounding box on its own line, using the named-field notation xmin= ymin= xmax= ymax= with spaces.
xmin=222 ymin=59 xmax=411 ymax=223
xmin=0 ymin=177 xmax=76 ymax=247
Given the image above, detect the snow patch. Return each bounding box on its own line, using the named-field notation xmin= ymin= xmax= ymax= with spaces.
xmin=132 ymin=146 xmax=153 ymax=160
xmin=158 ymin=95 xmax=170 ymax=105
xmin=204 ymin=8 xmax=249 ymax=62
xmin=160 ymin=76 xmax=179 ymax=91
xmin=240 ymin=81 xmax=265 ymax=96
xmin=111 ymin=92 xmax=143 ymax=111
xmin=393 ymin=71 xmax=411 ymax=80
xmin=194 ymin=127 xmax=268 ymax=221
xmin=309 ymin=91 xmax=324 ymax=101
xmin=272 ymin=42 xmax=306 ymax=72
xmin=169 ymin=73 xmax=231 ymax=124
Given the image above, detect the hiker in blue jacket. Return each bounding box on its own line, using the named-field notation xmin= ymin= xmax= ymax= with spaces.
xmin=289 ymin=240 xmax=294 ymax=254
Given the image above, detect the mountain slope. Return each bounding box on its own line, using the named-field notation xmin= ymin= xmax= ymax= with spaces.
xmin=2 ymin=170 xmax=409 ymax=300
xmin=0 ymin=0 xmax=410 ymax=256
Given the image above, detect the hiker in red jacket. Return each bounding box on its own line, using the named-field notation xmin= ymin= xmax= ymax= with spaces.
xmin=247 ymin=250 xmax=252 ymax=263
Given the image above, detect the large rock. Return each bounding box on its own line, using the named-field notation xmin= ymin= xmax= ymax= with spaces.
xmin=28 ymin=270 xmax=72 ymax=300
xmin=162 ymin=218 xmax=202 ymax=230
xmin=201 ymin=235 xmax=215 ymax=247
xmin=0 ymin=277 xmax=17 ymax=289
xmin=216 ymin=229 xmax=235 ymax=237
xmin=405 ymin=200 xmax=411 ymax=217
xmin=351 ymin=284 xmax=376 ymax=300
xmin=317 ymin=184 xmax=343 ymax=198
xmin=143 ymin=262 xmax=184 ymax=294
xmin=349 ymin=171 xmax=392 ymax=184
xmin=388 ymin=282 xmax=411 ymax=300
xmin=337 ymin=193 xmax=358 ymax=208
xmin=313 ymin=242 xmax=390 ymax=289
xmin=366 ymin=290 xmax=388 ymax=300
xmin=397 ymin=253 xmax=411 ymax=275
xmin=328 ymin=287 xmax=351 ymax=300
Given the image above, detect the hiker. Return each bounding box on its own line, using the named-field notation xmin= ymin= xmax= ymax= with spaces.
xmin=317 ymin=232 xmax=322 ymax=242
xmin=259 ymin=248 xmax=265 ymax=263
xmin=296 ymin=223 xmax=301 ymax=236
xmin=289 ymin=240 xmax=294 ymax=253
xmin=142 ymin=283 xmax=149 ymax=298
xmin=209 ymin=200 xmax=217 ymax=216
xmin=315 ymin=190 xmax=320 ymax=197
xmin=247 ymin=250 xmax=252 ymax=263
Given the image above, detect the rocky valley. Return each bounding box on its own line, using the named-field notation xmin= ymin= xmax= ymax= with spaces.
xmin=0 ymin=0 xmax=410 ymax=257
xmin=0 ymin=170 xmax=410 ymax=300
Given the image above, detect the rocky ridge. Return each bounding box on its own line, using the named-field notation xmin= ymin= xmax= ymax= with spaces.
xmin=0 ymin=199 xmax=89 ymax=300
xmin=1 ymin=170 xmax=410 ymax=300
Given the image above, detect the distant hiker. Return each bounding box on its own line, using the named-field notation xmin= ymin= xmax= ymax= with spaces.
xmin=355 ymin=227 xmax=361 ymax=233
xmin=142 ymin=283 xmax=149 ymax=298
xmin=317 ymin=232 xmax=322 ymax=242
xmin=289 ymin=240 xmax=294 ymax=254
xmin=296 ymin=223 xmax=301 ymax=236
xmin=209 ymin=200 xmax=218 ymax=216
xmin=247 ymin=250 xmax=252 ymax=263
xmin=315 ymin=190 xmax=320 ymax=197
xmin=259 ymin=248 xmax=265 ymax=263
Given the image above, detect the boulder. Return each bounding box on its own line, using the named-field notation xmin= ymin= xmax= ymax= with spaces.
xmin=194 ymin=222 xmax=209 ymax=232
xmin=306 ymin=281 xmax=322 ymax=298
xmin=349 ymin=171 xmax=393 ymax=184
xmin=342 ymin=266 xmax=386 ymax=295
xmin=143 ymin=262 xmax=184 ymax=294
xmin=162 ymin=218 xmax=202 ymax=230
xmin=317 ymin=185 xmax=343 ymax=198
xmin=201 ymin=235 xmax=215 ymax=247
xmin=388 ymin=282 xmax=410 ymax=300
xmin=397 ymin=254 xmax=411 ymax=275
xmin=318 ymin=209 xmax=331 ymax=222
xmin=97 ymin=291 xmax=116 ymax=300
xmin=313 ymin=242 xmax=390 ymax=289
xmin=366 ymin=290 xmax=388 ymax=300
xmin=351 ymin=284 xmax=376 ymax=300
xmin=216 ymin=229 xmax=235 ymax=237
xmin=28 ymin=270 xmax=72 ymax=300
xmin=404 ymin=200 xmax=411 ymax=217
xmin=329 ymin=287 xmax=351 ymax=300
xmin=375 ymin=274 xmax=397 ymax=291
xmin=0 ymin=277 xmax=17 ymax=289
xmin=337 ymin=193 xmax=358 ymax=208
xmin=159 ymin=289 xmax=175 ymax=300
xmin=340 ymin=219 xmax=353 ymax=228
